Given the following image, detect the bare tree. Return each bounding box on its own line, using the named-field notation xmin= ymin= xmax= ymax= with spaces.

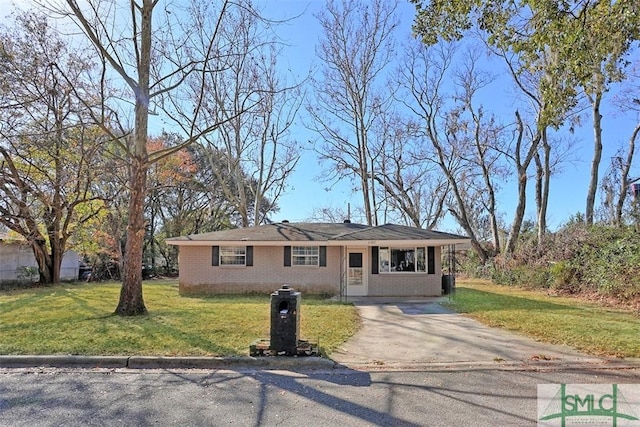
xmin=492 ymin=45 xmax=583 ymax=248
xmin=372 ymin=110 xmax=448 ymax=228
xmin=36 ymin=0 xmax=244 ymax=315
xmin=602 ymin=60 xmax=640 ymax=227
xmin=600 ymin=124 xmax=640 ymax=226
xmin=398 ymin=41 xmax=507 ymax=262
xmin=450 ymin=49 xmax=507 ymax=251
xmin=307 ymin=0 xmax=399 ymax=226
xmin=197 ymin=3 xmax=301 ymax=227
xmin=502 ymin=112 xmax=541 ymax=254
xmin=308 ymin=205 xmax=353 ymax=223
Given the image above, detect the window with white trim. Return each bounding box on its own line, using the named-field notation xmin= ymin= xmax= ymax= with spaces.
xmin=219 ymin=246 xmax=246 ymax=266
xmin=292 ymin=246 xmax=319 ymax=266
xmin=378 ymin=247 xmax=426 ymax=273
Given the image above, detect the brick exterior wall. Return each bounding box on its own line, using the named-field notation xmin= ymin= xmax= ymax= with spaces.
xmin=367 ymin=245 xmax=442 ymax=297
xmin=177 ymin=244 xmax=444 ymax=297
xmin=367 ymin=273 xmax=441 ymax=296
xmin=178 ymin=245 xmax=342 ymax=296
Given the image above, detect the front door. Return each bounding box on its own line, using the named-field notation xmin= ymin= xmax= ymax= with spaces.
xmin=346 ymin=248 xmax=367 ymax=296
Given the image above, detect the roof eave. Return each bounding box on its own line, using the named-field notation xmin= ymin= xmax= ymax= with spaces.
xmin=166 ymin=238 xmax=472 ymax=247
xmin=331 ymin=239 xmax=472 ymax=247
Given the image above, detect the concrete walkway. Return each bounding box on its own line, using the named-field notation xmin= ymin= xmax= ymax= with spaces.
xmin=330 ymin=298 xmax=639 ymax=371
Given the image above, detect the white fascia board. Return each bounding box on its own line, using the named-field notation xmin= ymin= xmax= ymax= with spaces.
xmin=166 ymin=240 xmax=296 ymax=246
xmin=167 ymin=239 xmax=472 ymax=247
xmin=328 ymin=239 xmax=472 ymax=247
xmin=167 ymin=240 xmax=326 ymax=247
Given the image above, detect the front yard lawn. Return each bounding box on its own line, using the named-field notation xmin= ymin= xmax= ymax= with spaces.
xmin=0 ymin=280 xmax=360 ymax=357
xmin=449 ymin=279 xmax=640 ymax=358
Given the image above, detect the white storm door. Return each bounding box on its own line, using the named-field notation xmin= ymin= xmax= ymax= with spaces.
xmin=346 ymin=248 xmax=367 ymax=296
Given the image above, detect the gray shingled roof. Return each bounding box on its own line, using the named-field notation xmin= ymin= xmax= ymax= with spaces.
xmin=166 ymin=222 xmax=469 ymax=245
xmin=334 ymin=223 xmax=469 ymax=241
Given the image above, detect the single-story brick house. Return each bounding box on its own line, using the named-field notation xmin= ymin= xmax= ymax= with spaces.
xmin=166 ymin=221 xmax=470 ymax=297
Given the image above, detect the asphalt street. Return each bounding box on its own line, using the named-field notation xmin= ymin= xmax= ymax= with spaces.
xmin=1 ymin=366 xmax=639 ymax=426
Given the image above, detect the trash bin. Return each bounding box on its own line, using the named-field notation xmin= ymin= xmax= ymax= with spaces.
xmin=442 ymin=275 xmax=456 ymax=295
xmin=270 ymin=284 xmax=301 ymax=354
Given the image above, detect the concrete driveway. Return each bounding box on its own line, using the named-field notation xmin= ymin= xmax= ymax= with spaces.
xmin=330 ymin=298 xmax=631 ymax=370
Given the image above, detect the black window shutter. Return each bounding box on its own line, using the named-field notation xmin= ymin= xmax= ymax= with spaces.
xmin=371 ymin=246 xmax=379 ymax=274
xmin=284 ymin=246 xmax=291 ymax=267
xmin=427 ymin=246 xmax=435 ymax=274
xmin=319 ymin=246 xmax=327 ymax=267
xmin=212 ymin=246 xmax=219 ymax=267
xmin=246 ymin=246 xmax=253 ymax=266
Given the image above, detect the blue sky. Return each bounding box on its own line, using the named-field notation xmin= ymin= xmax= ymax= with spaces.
xmin=258 ymin=1 xmax=349 ymax=222
xmin=260 ymin=1 xmax=640 ymax=232
xmin=2 ymin=0 xmax=638 ymax=232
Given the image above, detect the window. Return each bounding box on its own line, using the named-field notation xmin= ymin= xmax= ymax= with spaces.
xmin=220 ymin=246 xmax=246 ymax=266
xmin=212 ymin=246 xmax=253 ymax=267
xmin=378 ymin=247 xmax=427 ymax=273
xmin=292 ymin=246 xmax=319 ymax=266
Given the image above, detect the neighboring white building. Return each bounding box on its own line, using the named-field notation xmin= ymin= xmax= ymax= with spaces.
xmin=0 ymin=232 xmax=80 ymax=285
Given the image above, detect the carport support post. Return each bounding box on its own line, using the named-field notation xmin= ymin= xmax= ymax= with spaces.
xmin=340 ymin=246 xmax=347 ymax=303
xmin=447 ymin=244 xmax=456 ymax=301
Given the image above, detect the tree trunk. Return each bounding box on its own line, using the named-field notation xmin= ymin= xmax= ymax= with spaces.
xmin=49 ymin=235 xmax=63 ymax=284
xmin=31 ymin=238 xmax=53 ymax=284
xmin=369 ymin=155 xmax=378 ymax=226
xmin=116 ymin=155 xmax=148 ymax=316
xmin=585 ymin=91 xmax=603 ymax=226
xmin=450 ymin=205 xmax=489 ymax=264
xmin=505 ymin=112 xmax=540 ymax=255
xmin=616 ymin=124 xmax=640 ymax=226
xmin=437 ymin=161 xmax=489 ymax=263
xmin=477 ymin=138 xmax=500 ymax=253
xmin=487 ymin=182 xmax=500 ymax=253
xmin=358 ymin=126 xmax=374 ymax=226
xmin=115 ymin=0 xmax=153 ymax=316
xmin=537 ymin=128 xmax=550 ymax=246
xmin=505 ymin=166 xmax=528 ymax=255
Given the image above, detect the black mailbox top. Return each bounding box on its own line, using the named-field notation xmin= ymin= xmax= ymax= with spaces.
xmin=276 ymin=284 xmax=293 ymax=295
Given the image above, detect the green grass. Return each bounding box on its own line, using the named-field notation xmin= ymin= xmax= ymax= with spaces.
xmin=447 ymin=279 xmax=640 ymax=358
xmin=0 ymin=280 xmax=359 ymax=357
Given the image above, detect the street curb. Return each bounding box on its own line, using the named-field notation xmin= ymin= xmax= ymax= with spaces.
xmin=127 ymin=355 xmax=336 ymax=369
xmin=0 ymin=355 xmax=337 ymax=370
xmin=1 ymin=355 xmax=638 ymax=372
xmin=0 ymin=355 xmax=130 ymax=369
xmin=330 ymin=359 xmax=640 ymax=372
